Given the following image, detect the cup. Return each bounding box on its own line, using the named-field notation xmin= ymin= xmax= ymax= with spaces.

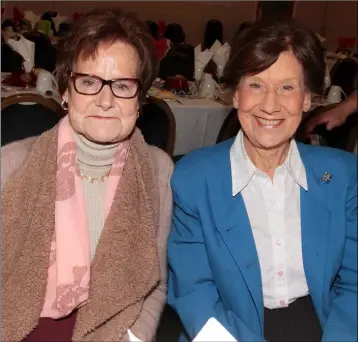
xmin=36 ymin=70 xmax=58 ymax=94
xmin=327 ymin=85 xmax=342 ymax=104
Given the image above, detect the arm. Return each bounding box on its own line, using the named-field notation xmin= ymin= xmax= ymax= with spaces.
xmin=305 ymin=90 xmax=357 ymax=136
xmin=322 ymin=179 xmax=357 ymax=341
xmin=129 ymin=155 xmax=174 ymax=341
xmin=168 ymin=182 xmax=265 ymax=341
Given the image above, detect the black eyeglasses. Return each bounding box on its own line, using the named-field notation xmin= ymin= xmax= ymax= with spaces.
xmin=70 ymin=72 xmax=141 ymax=99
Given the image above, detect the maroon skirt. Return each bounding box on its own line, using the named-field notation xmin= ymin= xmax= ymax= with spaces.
xmin=21 ymin=310 xmax=77 ymax=342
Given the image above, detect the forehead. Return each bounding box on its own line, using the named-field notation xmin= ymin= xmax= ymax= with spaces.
xmin=250 ymin=51 xmax=304 ymax=83
xmin=75 ymin=40 xmax=139 ymax=77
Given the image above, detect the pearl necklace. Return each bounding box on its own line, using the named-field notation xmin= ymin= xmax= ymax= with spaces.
xmin=79 ymin=171 xmax=110 ymax=183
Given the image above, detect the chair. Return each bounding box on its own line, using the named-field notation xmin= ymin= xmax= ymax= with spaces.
xmin=23 ymin=31 xmax=57 ymax=72
xmin=202 ymin=20 xmax=223 ymax=51
xmin=158 ymin=44 xmax=194 ymax=81
xmin=1 ymin=93 xmax=64 ymax=146
xmin=216 ymin=108 xmax=241 ymax=143
xmin=136 ymin=96 xmax=176 ymax=156
xmin=164 ymin=23 xmax=185 ymax=45
xmin=346 ymin=115 xmax=358 ymax=153
xmin=330 ymin=58 xmax=358 ymax=97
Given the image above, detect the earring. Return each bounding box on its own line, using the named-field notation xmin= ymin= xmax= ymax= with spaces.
xmin=61 ymin=100 xmax=68 ymax=111
xmin=137 ymin=109 xmax=140 ymax=119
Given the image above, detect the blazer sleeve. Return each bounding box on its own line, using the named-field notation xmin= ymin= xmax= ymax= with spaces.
xmin=168 ymin=178 xmax=265 ymax=341
xmin=322 ymin=179 xmax=357 ymax=341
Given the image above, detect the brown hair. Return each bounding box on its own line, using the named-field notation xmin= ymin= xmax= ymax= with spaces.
xmin=56 ymin=8 xmax=158 ymax=104
xmin=223 ymin=20 xmax=325 ymax=94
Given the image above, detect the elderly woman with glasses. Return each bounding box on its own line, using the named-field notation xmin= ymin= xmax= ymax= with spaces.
xmin=2 ymin=8 xmax=173 ymax=342
xmin=168 ymin=21 xmax=357 ymax=341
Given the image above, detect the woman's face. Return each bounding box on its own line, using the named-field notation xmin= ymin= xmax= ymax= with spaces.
xmin=233 ymin=51 xmax=311 ymax=151
xmin=63 ymin=41 xmax=140 ymax=144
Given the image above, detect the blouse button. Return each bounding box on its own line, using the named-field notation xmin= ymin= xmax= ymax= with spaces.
xmin=276 ymin=240 xmax=282 ymax=246
xmin=280 ymin=300 xmax=285 ymax=306
xmin=278 ymin=270 xmax=284 ymax=277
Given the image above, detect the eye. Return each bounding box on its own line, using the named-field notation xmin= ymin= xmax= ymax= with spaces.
xmin=282 ymin=85 xmax=294 ymax=91
xmin=113 ymin=81 xmax=130 ymax=90
xmin=79 ymin=77 xmax=98 ymax=87
xmin=249 ymin=82 xmax=262 ymax=89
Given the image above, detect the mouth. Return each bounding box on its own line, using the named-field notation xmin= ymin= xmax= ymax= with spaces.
xmin=88 ymin=116 xmax=115 ymax=120
xmin=254 ymin=116 xmax=284 ymax=129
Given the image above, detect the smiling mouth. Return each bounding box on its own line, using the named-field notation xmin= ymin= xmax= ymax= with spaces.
xmin=255 ymin=116 xmax=284 ymax=128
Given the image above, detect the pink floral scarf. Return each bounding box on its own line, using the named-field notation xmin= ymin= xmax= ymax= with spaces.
xmin=40 ymin=116 xmax=129 ymax=319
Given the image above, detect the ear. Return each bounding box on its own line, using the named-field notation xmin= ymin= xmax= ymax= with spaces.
xmin=303 ymin=91 xmax=311 ymax=112
xmin=232 ymin=90 xmax=239 ymax=109
xmin=62 ymin=89 xmax=69 ymax=103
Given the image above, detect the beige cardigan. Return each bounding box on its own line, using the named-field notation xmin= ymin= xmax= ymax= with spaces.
xmin=1 ymin=136 xmax=173 ymax=341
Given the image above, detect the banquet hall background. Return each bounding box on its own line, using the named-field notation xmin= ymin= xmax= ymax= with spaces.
xmin=2 ymin=1 xmax=357 ymax=52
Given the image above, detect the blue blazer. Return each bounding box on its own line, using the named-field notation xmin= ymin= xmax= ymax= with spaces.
xmin=168 ymin=139 xmax=357 ymax=341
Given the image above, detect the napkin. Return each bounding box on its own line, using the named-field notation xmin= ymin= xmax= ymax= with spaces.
xmin=193 ymin=317 xmax=237 ymax=341
xmin=194 ymin=44 xmax=213 ymax=82
xmin=24 ymin=10 xmax=40 ymax=29
xmin=212 ymin=42 xmax=231 ymax=77
xmin=7 ymin=35 xmax=35 ymax=73
xmin=209 ymin=39 xmax=222 ymax=54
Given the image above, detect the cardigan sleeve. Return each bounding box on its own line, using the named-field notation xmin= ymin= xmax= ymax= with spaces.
xmin=129 ymin=148 xmax=174 ymax=341
xmin=1 ymin=136 xmax=37 ymax=189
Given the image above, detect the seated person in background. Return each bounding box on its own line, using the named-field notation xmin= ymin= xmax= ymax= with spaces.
xmin=304 ymin=89 xmax=357 ymax=135
xmin=1 ymin=20 xmax=24 ymax=72
xmin=18 ymin=19 xmax=32 ymax=34
xmin=168 ymin=20 xmax=357 ymax=342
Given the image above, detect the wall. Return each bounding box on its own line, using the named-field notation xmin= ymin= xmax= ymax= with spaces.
xmin=323 ymin=1 xmax=357 ymax=52
xmin=2 ymin=1 xmax=257 ymax=45
xmin=2 ymin=1 xmax=357 ymax=51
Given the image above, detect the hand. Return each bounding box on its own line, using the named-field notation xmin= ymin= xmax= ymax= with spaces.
xmin=304 ymin=106 xmax=348 ymax=137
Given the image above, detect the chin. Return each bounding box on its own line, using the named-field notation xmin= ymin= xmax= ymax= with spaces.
xmin=85 ymin=132 xmax=121 ymax=144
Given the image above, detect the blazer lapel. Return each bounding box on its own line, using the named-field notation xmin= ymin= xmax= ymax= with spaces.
xmin=299 ymin=145 xmax=332 ymax=311
xmin=213 ymin=161 xmax=264 ymax=331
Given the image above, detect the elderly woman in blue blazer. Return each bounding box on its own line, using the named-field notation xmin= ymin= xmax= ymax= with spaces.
xmin=168 ymin=20 xmax=357 ymax=342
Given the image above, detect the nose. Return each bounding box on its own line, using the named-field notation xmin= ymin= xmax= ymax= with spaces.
xmin=96 ymin=85 xmax=114 ymax=110
xmin=259 ymin=88 xmax=281 ymax=114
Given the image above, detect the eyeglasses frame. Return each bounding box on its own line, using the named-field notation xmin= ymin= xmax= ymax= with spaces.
xmin=70 ymin=72 xmax=141 ymax=99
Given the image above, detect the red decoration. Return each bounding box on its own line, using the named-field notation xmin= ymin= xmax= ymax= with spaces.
xmin=73 ymin=12 xmax=84 ymax=21
xmin=13 ymin=7 xmax=24 ymax=24
xmin=158 ymin=20 xmax=166 ymax=36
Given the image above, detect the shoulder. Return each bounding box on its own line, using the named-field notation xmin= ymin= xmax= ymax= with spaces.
xmin=298 ymin=143 xmax=357 ymax=184
xmin=172 ymin=139 xmax=234 ymax=186
xmin=1 ymin=136 xmax=38 ymax=188
xmin=147 ymin=145 xmax=174 ymax=182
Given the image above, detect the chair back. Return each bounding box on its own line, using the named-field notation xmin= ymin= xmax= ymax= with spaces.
xmin=216 ymin=108 xmax=240 ymax=143
xmin=164 ymin=23 xmax=185 ymax=45
xmin=137 ymin=96 xmax=176 ymax=156
xmin=346 ymin=114 xmax=358 ymax=153
xmin=158 ymin=45 xmax=194 ymax=81
xmin=203 ymin=20 xmax=223 ymax=51
xmin=23 ymin=31 xmax=56 ymax=72
xmin=1 ymin=93 xmax=64 ymax=146
xmin=330 ymin=58 xmax=358 ymax=96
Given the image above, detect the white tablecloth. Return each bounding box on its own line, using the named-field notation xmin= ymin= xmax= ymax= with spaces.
xmin=166 ymin=98 xmax=232 ymax=156
xmin=1 ymin=72 xmax=61 ymax=103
